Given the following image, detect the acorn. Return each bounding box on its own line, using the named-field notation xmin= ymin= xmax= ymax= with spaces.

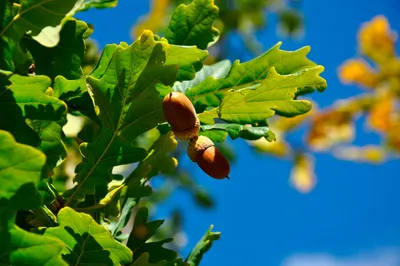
xmin=163 ymin=92 xmax=200 ymax=140
xmin=187 ymin=136 xmax=230 ymax=179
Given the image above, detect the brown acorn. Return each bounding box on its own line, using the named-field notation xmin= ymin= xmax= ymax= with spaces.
xmin=163 ymin=92 xmax=200 ymax=140
xmin=187 ymin=136 xmax=230 ymax=179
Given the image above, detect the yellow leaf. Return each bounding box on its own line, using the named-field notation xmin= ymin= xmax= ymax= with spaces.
xmin=247 ymin=130 xmax=291 ymax=157
xmin=338 ymin=59 xmax=377 ymax=88
xmin=132 ymin=0 xmax=171 ymax=38
xmin=307 ymin=110 xmax=354 ymax=150
xmin=358 ymin=15 xmax=397 ymax=61
xmin=368 ymin=94 xmax=395 ymax=133
xmin=290 ymin=153 xmax=316 ymax=193
xmin=333 ymin=145 xmax=386 ymax=164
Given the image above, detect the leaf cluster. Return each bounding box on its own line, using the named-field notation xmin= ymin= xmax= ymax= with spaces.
xmin=0 ymin=0 xmax=326 ymax=265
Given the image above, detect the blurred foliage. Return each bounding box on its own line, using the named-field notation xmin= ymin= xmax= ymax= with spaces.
xmin=249 ymin=15 xmax=400 ymax=194
xmin=132 ymin=0 xmax=304 ymax=61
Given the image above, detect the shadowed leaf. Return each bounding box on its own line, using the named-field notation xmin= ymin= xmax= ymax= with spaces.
xmin=165 ymin=0 xmax=220 ymax=49
xmin=44 ymin=207 xmax=133 ymax=265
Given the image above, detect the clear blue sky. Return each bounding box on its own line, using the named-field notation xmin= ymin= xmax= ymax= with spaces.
xmin=77 ymin=1 xmax=400 ymax=265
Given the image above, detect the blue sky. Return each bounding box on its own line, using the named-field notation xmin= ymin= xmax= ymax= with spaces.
xmin=77 ymin=1 xmax=400 ymax=265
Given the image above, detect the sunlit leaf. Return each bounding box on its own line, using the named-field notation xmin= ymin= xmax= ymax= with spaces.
xmin=79 ymin=0 xmax=118 ymax=11
xmin=186 ymin=43 xmax=326 ymax=112
xmin=203 ymin=66 xmax=325 ymax=124
xmin=200 ymin=123 xmax=276 ymax=141
xmin=0 ymin=130 xmax=44 ymax=202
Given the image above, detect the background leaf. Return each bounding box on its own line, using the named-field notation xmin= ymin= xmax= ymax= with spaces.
xmin=44 ymin=207 xmax=133 ymax=265
xmin=127 ymin=207 xmax=177 ymax=263
xmin=165 ymin=0 xmax=220 ymax=49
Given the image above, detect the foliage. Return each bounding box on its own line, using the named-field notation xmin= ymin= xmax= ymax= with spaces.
xmin=0 ymin=0 xmax=326 ymax=265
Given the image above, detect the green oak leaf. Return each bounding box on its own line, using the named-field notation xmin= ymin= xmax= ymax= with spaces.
xmin=198 ymin=130 xmax=228 ymax=143
xmin=200 ymin=124 xmax=276 ymax=141
xmin=0 ymin=1 xmax=19 ymax=71
xmin=165 ymin=0 xmax=220 ymax=49
xmin=185 ymin=42 xmax=327 ymax=112
xmin=212 ymin=66 xmax=326 ymax=124
xmin=53 ymin=75 xmax=98 ymax=121
xmin=0 ymin=71 xmax=68 ymax=172
xmin=23 ymin=19 xmax=91 ymax=80
xmin=166 ymin=45 xmax=208 ymax=81
xmin=127 ymin=130 xmax=178 ymax=182
xmin=44 ymin=207 xmax=132 ymax=265
xmin=174 ymin=59 xmax=232 ymax=93
xmin=109 ymin=179 xmax=152 ymax=240
xmin=0 ymin=222 xmax=67 ymax=266
xmin=78 ymin=0 xmax=118 ymax=11
xmin=0 ymin=0 xmax=80 ymax=47
xmin=185 ymin=225 xmax=220 ymax=266
xmin=127 ymin=207 xmax=164 ymax=251
xmin=29 ymin=118 xmax=68 ymax=175
xmin=127 ymin=207 xmax=177 ymax=263
xmin=0 ymin=130 xmax=44 ymax=203
xmin=64 ymin=30 xmax=203 ymax=205
xmin=109 ymin=130 xmax=177 ymax=239
xmin=130 ymin=253 xmax=187 ymax=266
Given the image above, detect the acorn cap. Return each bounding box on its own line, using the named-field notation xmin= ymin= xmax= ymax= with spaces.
xmin=187 ymin=135 xmax=214 ymax=162
xmin=173 ymin=116 xmax=200 ymax=140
